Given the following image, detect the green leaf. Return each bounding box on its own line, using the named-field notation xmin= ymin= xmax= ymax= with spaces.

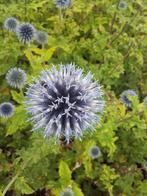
xmin=6 ymin=106 xmax=29 ymax=136
xmin=15 ymin=177 xmax=34 ymax=194
xmin=11 ymin=90 xmax=25 ymax=104
xmin=59 ymin=160 xmax=71 ymax=187
xmin=72 ymin=182 xmax=84 ymax=196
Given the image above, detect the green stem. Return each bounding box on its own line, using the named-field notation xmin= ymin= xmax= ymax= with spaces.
xmin=59 ymin=8 xmax=63 ymax=22
xmin=2 ymin=158 xmax=30 ymax=196
xmin=24 ymin=0 xmax=27 ymax=21
xmin=110 ymin=0 xmax=120 ymax=33
xmin=2 ymin=174 xmax=19 ymax=196
xmin=109 ymin=9 xmax=140 ymax=45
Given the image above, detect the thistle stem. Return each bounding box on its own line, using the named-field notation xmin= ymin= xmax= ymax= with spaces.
xmin=2 ymin=158 xmax=30 ymax=196
xmin=24 ymin=0 xmax=27 ymax=21
xmin=59 ymin=8 xmax=63 ymax=22
xmin=2 ymin=174 xmax=19 ymax=196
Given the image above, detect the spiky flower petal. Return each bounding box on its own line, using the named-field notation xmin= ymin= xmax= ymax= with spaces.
xmin=6 ymin=67 xmax=27 ymax=89
xmin=35 ymin=31 xmax=48 ymax=45
xmin=118 ymin=0 xmax=127 ymax=10
xmin=55 ymin=0 xmax=71 ymax=9
xmin=143 ymin=97 xmax=147 ymax=108
xmin=89 ymin=146 xmax=101 ymax=159
xmin=120 ymin=90 xmax=137 ymax=108
xmin=4 ymin=17 xmax=19 ymax=32
xmin=0 ymin=102 xmax=14 ymax=118
xmin=26 ymin=63 xmax=104 ymax=143
xmin=16 ymin=23 xmax=36 ymax=44
xmin=60 ymin=188 xmax=74 ymax=196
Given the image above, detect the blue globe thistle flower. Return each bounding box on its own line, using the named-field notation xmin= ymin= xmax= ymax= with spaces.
xmin=6 ymin=67 xmax=27 ymax=89
xmin=35 ymin=31 xmax=48 ymax=45
xmin=4 ymin=17 xmax=19 ymax=32
xmin=89 ymin=146 xmax=101 ymax=159
xmin=143 ymin=97 xmax=147 ymax=108
xmin=26 ymin=63 xmax=104 ymax=143
xmin=60 ymin=188 xmax=74 ymax=196
xmin=120 ymin=90 xmax=137 ymax=108
xmin=118 ymin=0 xmax=127 ymax=10
xmin=0 ymin=102 xmax=14 ymax=118
xmin=16 ymin=23 xmax=36 ymax=44
xmin=55 ymin=0 xmax=71 ymax=9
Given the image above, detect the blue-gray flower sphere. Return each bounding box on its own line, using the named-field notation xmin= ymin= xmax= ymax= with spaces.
xmin=118 ymin=0 xmax=127 ymax=10
xmin=4 ymin=17 xmax=19 ymax=32
xmin=35 ymin=31 xmax=48 ymax=45
xmin=0 ymin=102 xmax=14 ymax=118
xmin=26 ymin=63 xmax=104 ymax=143
xmin=120 ymin=89 xmax=137 ymax=108
xmin=6 ymin=67 xmax=27 ymax=89
xmin=16 ymin=23 xmax=36 ymax=44
xmin=60 ymin=188 xmax=74 ymax=196
xmin=55 ymin=0 xmax=71 ymax=9
xmin=89 ymin=146 xmax=101 ymax=159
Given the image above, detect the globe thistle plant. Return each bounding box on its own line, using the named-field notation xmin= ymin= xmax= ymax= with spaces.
xmin=60 ymin=188 xmax=74 ymax=196
xmin=6 ymin=67 xmax=27 ymax=89
xmin=55 ymin=0 xmax=71 ymax=9
xmin=16 ymin=23 xmax=36 ymax=44
xmin=26 ymin=63 xmax=104 ymax=143
xmin=0 ymin=102 xmax=14 ymax=118
xmin=89 ymin=146 xmax=101 ymax=159
xmin=120 ymin=90 xmax=137 ymax=108
xmin=35 ymin=31 xmax=48 ymax=45
xmin=118 ymin=0 xmax=127 ymax=10
xmin=4 ymin=17 xmax=19 ymax=32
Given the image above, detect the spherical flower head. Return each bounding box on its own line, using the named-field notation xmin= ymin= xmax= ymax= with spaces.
xmin=35 ymin=31 xmax=48 ymax=45
xmin=55 ymin=0 xmax=71 ymax=9
xmin=120 ymin=89 xmax=137 ymax=108
xmin=60 ymin=188 xmax=74 ymax=196
xmin=89 ymin=146 xmax=101 ymax=159
xmin=6 ymin=67 xmax=27 ymax=89
xmin=16 ymin=23 xmax=36 ymax=44
xmin=26 ymin=63 xmax=104 ymax=143
xmin=143 ymin=97 xmax=147 ymax=108
xmin=0 ymin=102 xmax=14 ymax=118
xmin=4 ymin=17 xmax=19 ymax=32
xmin=118 ymin=0 xmax=127 ymax=10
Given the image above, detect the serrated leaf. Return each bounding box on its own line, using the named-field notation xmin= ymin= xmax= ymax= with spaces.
xmin=72 ymin=182 xmax=84 ymax=196
xmin=59 ymin=160 xmax=71 ymax=187
xmin=15 ymin=177 xmax=34 ymax=194
xmin=6 ymin=106 xmax=29 ymax=136
xmin=11 ymin=90 xmax=25 ymax=104
xmin=40 ymin=47 xmax=56 ymax=62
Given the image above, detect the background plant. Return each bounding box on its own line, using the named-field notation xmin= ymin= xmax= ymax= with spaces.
xmin=0 ymin=0 xmax=146 ymax=196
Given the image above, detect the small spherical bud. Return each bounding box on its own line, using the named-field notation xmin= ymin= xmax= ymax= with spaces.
xmin=55 ymin=0 xmax=71 ymax=9
xmin=89 ymin=146 xmax=101 ymax=159
xmin=120 ymin=90 xmax=137 ymax=108
xmin=16 ymin=23 xmax=36 ymax=44
xmin=6 ymin=67 xmax=27 ymax=89
xmin=60 ymin=188 xmax=74 ymax=196
xmin=118 ymin=0 xmax=127 ymax=10
xmin=35 ymin=31 xmax=48 ymax=45
xmin=0 ymin=102 xmax=14 ymax=118
xmin=4 ymin=17 xmax=19 ymax=32
xmin=26 ymin=63 xmax=104 ymax=143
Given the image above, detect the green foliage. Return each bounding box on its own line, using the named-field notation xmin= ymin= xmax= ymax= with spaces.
xmin=0 ymin=0 xmax=146 ymax=196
